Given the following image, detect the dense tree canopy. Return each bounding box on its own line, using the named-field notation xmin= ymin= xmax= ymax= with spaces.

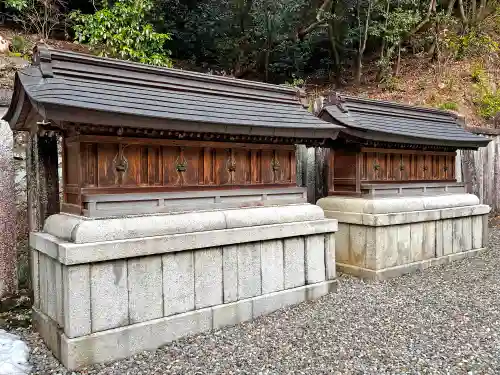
xmin=4 ymin=0 xmax=499 ymax=86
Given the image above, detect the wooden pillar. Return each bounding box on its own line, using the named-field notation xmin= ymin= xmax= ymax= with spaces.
xmin=0 ymin=120 xmax=16 ymax=297
xmin=355 ymin=152 xmax=362 ymax=193
xmin=328 ymin=149 xmax=335 ymax=194
xmin=26 ymin=132 xmax=60 ymax=232
xmin=314 ymin=147 xmax=329 ymax=202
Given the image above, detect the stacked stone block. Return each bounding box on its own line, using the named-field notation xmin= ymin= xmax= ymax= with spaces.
xmin=29 ymin=204 xmax=338 ymax=369
xmin=318 ymin=193 xmax=489 ymax=280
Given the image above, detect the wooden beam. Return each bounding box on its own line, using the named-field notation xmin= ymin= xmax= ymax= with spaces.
xmin=355 ymin=152 xmax=362 ymax=193
xmin=26 ymin=131 xmax=60 ymax=232
xmin=66 ymin=135 xmax=296 ymax=151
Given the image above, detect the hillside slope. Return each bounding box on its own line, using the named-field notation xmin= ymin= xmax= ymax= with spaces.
xmin=307 ymin=56 xmax=499 ymax=128
xmin=0 ymin=27 xmax=498 ymax=128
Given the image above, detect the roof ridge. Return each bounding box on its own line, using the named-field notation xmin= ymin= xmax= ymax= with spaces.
xmin=334 ymin=92 xmax=458 ymax=118
xmin=33 ymin=44 xmax=303 ymax=98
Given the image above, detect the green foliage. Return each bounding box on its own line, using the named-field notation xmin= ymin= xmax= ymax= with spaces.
xmin=285 ymin=76 xmax=305 ymax=87
xmin=4 ymin=0 xmax=27 ymax=11
xmin=5 ymin=0 xmax=500 ymax=90
xmin=382 ymin=76 xmax=401 ymax=91
xmin=476 ymin=91 xmax=500 ymax=119
xmin=438 ymin=101 xmax=459 ymax=111
xmin=10 ymin=36 xmax=29 ymax=55
xmin=445 ymin=29 xmax=499 ymax=59
xmin=471 ymin=63 xmax=500 ymax=119
xmin=471 ymin=64 xmax=487 ymax=83
xmin=70 ymin=0 xmax=172 ymax=67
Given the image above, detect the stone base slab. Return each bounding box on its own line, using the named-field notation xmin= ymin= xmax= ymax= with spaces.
xmin=33 ymin=280 xmax=337 ymax=370
xmin=337 ymin=247 xmax=486 ymax=280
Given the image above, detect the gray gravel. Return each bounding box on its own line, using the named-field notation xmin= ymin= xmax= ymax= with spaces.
xmin=11 ymin=229 xmax=500 ymax=375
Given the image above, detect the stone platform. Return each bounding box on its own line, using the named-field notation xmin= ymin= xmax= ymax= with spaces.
xmin=317 ymin=193 xmax=489 ymax=280
xmin=29 ymin=204 xmax=337 ymax=369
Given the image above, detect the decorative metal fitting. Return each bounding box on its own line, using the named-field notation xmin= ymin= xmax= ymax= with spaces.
xmin=114 ymin=144 xmax=129 ymax=173
xmin=271 ymin=158 xmax=281 ymax=171
xmin=175 ymin=157 xmax=187 ymax=172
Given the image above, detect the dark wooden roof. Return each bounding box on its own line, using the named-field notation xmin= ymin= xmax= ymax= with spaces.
xmin=3 ymin=45 xmax=342 ymax=140
xmin=319 ymin=94 xmax=490 ymax=149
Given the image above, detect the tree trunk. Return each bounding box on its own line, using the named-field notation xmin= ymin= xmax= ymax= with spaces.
xmin=356 ymin=53 xmax=362 ymax=84
xmin=376 ymin=0 xmax=390 ymax=81
xmin=327 ymin=23 xmax=341 ymax=84
xmin=395 ymin=42 xmax=402 ymax=76
xmin=264 ymin=49 xmax=270 ymax=82
xmin=355 ymin=0 xmax=372 ymax=84
xmin=409 ymin=0 xmax=437 ymax=36
xmin=297 ymin=0 xmax=332 ymax=40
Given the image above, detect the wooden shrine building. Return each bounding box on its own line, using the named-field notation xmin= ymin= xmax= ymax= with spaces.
xmin=316 ymin=93 xmax=491 ymax=280
xmin=317 ymin=93 xmax=490 ymax=197
xmin=3 ymin=45 xmax=340 ymax=369
xmin=4 ymin=46 xmax=343 ymax=222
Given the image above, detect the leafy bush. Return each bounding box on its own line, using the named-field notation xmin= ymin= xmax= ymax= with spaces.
xmin=471 ymin=63 xmax=487 ymax=83
xmin=5 ymin=0 xmax=27 ymax=11
xmin=10 ymin=36 xmax=29 ymax=55
xmin=471 ymin=64 xmax=500 ymax=119
xmin=70 ymin=0 xmax=172 ymax=67
xmin=476 ymin=90 xmax=500 ymax=119
xmin=445 ymin=29 xmax=499 ymax=60
xmin=438 ymin=101 xmax=459 ymax=111
xmin=285 ymin=76 xmax=305 ymax=87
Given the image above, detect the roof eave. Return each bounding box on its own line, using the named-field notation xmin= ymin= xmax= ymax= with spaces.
xmin=337 ymin=93 xmax=459 ymax=118
xmin=339 ymin=128 xmax=490 ymax=150
xmin=2 ymin=75 xmax=32 ymax=130
xmin=42 ymin=102 xmax=341 ymax=141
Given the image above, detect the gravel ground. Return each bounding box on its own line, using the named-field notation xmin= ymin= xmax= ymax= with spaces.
xmin=9 ymin=229 xmax=500 ymax=375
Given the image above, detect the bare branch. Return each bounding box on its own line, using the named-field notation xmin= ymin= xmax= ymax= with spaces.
xmin=458 ymin=0 xmax=468 ymax=24
xmin=409 ymin=0 xmax=436 ymax=35
xmin=297 ymin=0 xmax=332 ymax=40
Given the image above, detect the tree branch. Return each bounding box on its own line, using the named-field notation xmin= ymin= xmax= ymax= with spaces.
xmin=446 ymin=0 xmax=457 ymax=16
xmin=458 ymin=0 xmax=468 ymax=25
xmin=360 ymin=0 xmax=372 ymax=54
xmin=297 ymin=0 xmax=332 ymax=40
xmin=409 ymin=0 xmax=436 ymax=35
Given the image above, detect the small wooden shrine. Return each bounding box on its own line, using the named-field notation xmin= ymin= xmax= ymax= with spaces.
xmin=3 ymin=46 xmax=340 ymax=369
xmin=317 ymin=93 xmax=489 ymax=196
xmin=4 ymin=45 xmax=343 ymax=221
xmin=316 ymin=93 xmax=490 ymax=281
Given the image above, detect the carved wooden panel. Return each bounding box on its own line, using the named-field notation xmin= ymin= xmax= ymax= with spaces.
xmin=356 ymin=149 xmax=456 ymax=183
xmin=331 ymin=150 xmax=358 ymax=192
xmin=62 ymin=136 xmax=297 ymax=214
xmin=330 ymin=147 xmax=457 ymax=194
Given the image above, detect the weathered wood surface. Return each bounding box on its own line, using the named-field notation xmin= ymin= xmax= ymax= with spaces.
xmin=458 ymin=134 xmax=500 ymax=214
xmin=63 ymin=136 xmax=298 ymax=215
xmin=299 ymin=136 xmax=499 ymax=214
xmin=296 ymin=146 xmax=329 ymax=204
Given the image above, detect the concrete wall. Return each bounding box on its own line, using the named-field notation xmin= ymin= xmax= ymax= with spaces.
xmin=29 ymin=204 xmax=338 ymax=369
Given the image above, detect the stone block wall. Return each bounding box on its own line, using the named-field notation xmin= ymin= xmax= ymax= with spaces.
xmin=336 ymin=215 xmax=487 ymax=276
xmin=29 ymin=204 xmax=338 ymax=369
xmin=318 ymin=193 xmax=490 ymax=280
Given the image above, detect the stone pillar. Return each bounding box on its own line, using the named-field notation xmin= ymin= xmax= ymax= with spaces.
xmin=0 ymin=120 xmax=17 ymax=298
xmin=26 ymin=132 xmax=60 ymax=232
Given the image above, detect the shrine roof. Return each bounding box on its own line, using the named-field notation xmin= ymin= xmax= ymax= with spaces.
xmin=3 ymin=45 xmax=342 ymax=140
xmin=319 ymin=94 xmax=490 ymax=149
